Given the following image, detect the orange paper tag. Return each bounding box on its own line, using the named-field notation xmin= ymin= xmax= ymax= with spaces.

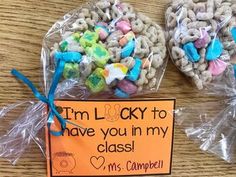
xmin=46 ymin=99 xmax=175 ymax=177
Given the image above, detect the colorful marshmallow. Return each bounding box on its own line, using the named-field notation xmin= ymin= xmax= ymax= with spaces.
xmin=231 ymin=27 xmax=236 ymax=43
xmin=121 ymin=40 xmax=135 ymax=59
xmin=142 ymin=58 xmax=151 ymax=69
xmin=208 ymin=59 xmax=227 ymax=76
xmin=206 ymin=39 xmax=223 ymax=61
xmin=54 ymin=52 xmax=82 ymax=63
xmin=119 ymin=31 xmax=135 ymax=47
xmin=63 ymin=63 xmax=80 ymax=79
xmin=59 ymin=32 xmax=81 ymax=52
xmin=117 ymin=79 xmax=138 ymax=95
xmin=126 ymin=58 xmax=142 ymax=81
xmin=85 ymin=68 xmax=106 ymax=93
xmin=116 ymin=20 xmax=131 ymax=34
xmin=194 ymin=30 xmax=210 ymax=49
xmin=79 ymin=30 xmax=99 ymax=48
xmin=95 ymin=25 xmax=109 ymax=41
xmin=114 ymin=88 xmax=130 ymax=98
xmin=183 ymin=42 xmax=200 ymax=62
xmin=86 ymin=43 xmax=110 ymax=67
xmin=234 ymin=64 xmax=236 ymax=78
xmin=102 ymin=63 xmax=128 ymax=85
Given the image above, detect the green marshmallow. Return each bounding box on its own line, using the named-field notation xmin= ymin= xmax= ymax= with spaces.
xmin=85 ymin=68 xmax=106 ymax=93
xmin=79 ymin=30 xmax=99 ymax=48
xmin=63 ymin=63 xmax=80 ymax=79
xmin=60 ymin=41 xmax=69 ymax=52
xmin=59 ymin=32 xmax=81 ymax=52
xmin=86 ymin=43 xmax=110 ymax=67
xmin=72 ymin=32 xmax=81 ymax=43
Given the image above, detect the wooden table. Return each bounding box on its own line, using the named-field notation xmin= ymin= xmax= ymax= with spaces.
xmin=0 ymin=0 xmax=236 ymax=176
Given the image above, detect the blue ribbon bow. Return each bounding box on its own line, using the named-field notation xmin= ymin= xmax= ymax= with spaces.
xmin=12 ymin=52 xmax=83 ymax=136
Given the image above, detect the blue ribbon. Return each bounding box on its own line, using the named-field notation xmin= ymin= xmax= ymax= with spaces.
xmin=11 ymin=52 xmax=83 ymax=136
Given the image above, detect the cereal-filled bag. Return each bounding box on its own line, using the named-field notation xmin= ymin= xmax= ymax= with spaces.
xmin=0 ymin=0 xmax=167 ymax=165
xmin=42 ymin=0 xmax=167 ymax=98
xmin=166 ymin=0 xmax=236 ymax=90
xmin=166 ymin=0 xmax=236 ymax=163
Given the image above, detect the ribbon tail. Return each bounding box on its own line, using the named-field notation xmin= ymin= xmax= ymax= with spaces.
xmin=11 ymin=69 xmax=48 ymax=103
xmin=47 ymin=60 xmax=67 ymax=134
xmin=47 ymin=111 xmax=65 ymax=136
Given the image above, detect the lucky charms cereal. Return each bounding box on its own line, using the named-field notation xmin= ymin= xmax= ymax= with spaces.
xmin=42 ymin=0 xmax=167 ymax=98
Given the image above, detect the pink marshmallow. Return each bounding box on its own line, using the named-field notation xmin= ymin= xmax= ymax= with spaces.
xmin=117 ymin=79 xmax=138 ymax=95
xmin=194 ymin=30 xmax=209 ymax=49
xmin=116 ymin=21 xmax=131 ymax=34
xmin=208 ymin=59 xmax=227 ymax=76
xmin=99 ymin=30 xmax=109 ymax=40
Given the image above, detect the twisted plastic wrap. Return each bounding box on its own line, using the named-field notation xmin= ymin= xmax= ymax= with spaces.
xmin=0 ymin=80 xmax=86 ymax=164
xmin=176 ymin=96 xmax=236 ymax=163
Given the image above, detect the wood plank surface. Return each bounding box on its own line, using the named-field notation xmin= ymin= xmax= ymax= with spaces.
xmin=0 ymin=0 xmax=236 ymax=176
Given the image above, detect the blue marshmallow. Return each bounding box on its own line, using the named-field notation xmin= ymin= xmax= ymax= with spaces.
xmin=126 ymin=58 xmax=142 ymax=81
xmin=183 ymin=42 xmax=200 ymax=62
xmin=54 ymin=52 xmax=82 ymax=63
xmin=114 ymin=88 xmax=129 ymax=98
xmin=121 ymin=40 xmax=135 ymax=58
xmin=234 ymin=64 xmax=236 ymax=78
xmin=231 ymin=27 xmax=236 ymax=43
xmin=206 ymin=39 xmax=223 ymax=61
